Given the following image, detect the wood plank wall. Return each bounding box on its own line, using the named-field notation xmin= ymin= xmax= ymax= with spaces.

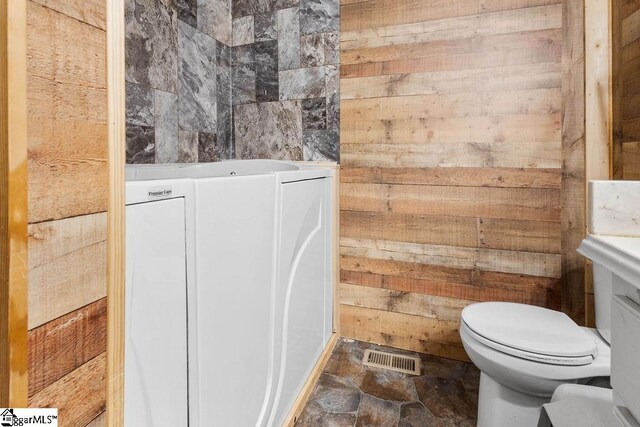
xmin=613 ymin=0 xmax=640 ymax=179
xmin=339 ymin=0 xmax=585 ymax=361
xmin=26 ymin=0 xmax=108 ymax=424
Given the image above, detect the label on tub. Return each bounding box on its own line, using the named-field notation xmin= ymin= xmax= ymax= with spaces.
xmin=148 ymin=186 xmax=173 ymax=200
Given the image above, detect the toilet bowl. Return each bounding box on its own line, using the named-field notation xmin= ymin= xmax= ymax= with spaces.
xmin=460 ymin=262 xmax=613 ymax=427
xmin=460 ymin=303 xmax=610 ymax=426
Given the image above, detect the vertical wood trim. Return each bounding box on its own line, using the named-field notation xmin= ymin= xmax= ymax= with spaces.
xmin=0 ymin=0 xmax=28 ymax=407
xmin=584 ymin=0 xmax=612 ymax=327
xmin=561 ymin=0 xmax=587 ymax=323
xmin=611 ymin=0 xmax=623 ymax=179
xmin=585 ymin=0 xmax=613 ymax=185
xmin=106 ymin=0 xmax=125 ymax=424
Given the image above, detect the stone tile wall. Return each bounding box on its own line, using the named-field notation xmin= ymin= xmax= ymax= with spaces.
xmin=125 ymin=0 xmax=339 ymax=164
xmin=232 ymin=0 xmax=340 ymax=162
xmin=125 ymin=0 xmax=233 ymax=163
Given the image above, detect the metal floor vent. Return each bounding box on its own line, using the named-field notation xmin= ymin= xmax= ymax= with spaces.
xmin=362 ymin=349 xmax=421 ymax=375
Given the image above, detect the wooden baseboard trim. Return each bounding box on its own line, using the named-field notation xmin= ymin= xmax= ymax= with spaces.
xmin=282 ymin=333 xmax=339 ymax=427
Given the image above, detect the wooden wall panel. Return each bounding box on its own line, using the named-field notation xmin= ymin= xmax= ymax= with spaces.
xmin=29 ymin=353 xmax=106 ymax=427
xmin=28 ymin=213 xmax=107 ymax=329
xmin=86 ymin=412 xmax=106 ymax=427
xmin=340 ymin=305 xmax=468 ymax=361
xmin=339 ymin=0 xmax=584 ymax=360
xmin=613 ymin=0 xmax=640 ymax=179
xmin=27 ymin=0 xmax=108 ymax=224
xmin=26 ymin=0 xmax=107 ymax=424
xmin=28 ymin=299 xmax=107 ymax=396
xmin=30 ymin=0 xmax=106 ymax=30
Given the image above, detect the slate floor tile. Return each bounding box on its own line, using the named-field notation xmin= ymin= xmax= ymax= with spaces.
xmin=355 ymin=394 xmax=400 ymax=427
xmin=295 ymin=339 xmax=479 ymax=427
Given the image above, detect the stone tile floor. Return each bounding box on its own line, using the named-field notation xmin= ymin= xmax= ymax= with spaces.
xmin=294 ymin=339 xmax=480 ymax=427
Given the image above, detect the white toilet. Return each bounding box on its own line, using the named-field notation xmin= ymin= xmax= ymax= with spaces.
xmin=460 ymin=265 xmax=613 ymax=427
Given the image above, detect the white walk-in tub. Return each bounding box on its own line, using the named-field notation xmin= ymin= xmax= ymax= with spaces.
xmin=125 ymin=160 xmax=335 ymax=427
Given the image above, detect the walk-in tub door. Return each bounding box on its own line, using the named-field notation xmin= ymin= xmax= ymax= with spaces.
xmin=125 ymin=198 xmax=188 ymax=427
xmin=270 ymin=177 xmax=329 ymax=425
xmin=194 ymin=175 xmax=276 ymax=427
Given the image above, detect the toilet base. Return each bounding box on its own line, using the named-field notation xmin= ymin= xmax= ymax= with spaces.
xmin=477 ymin=372 xmax=550 ymax=427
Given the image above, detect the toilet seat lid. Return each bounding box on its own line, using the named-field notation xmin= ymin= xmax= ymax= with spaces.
xmin=461 ymin=302 xmax=598 ymax=359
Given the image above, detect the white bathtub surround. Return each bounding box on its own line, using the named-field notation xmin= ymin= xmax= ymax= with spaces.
xmin=589 ymin=180 xmax=640 ymax=237
xmin=124 ymin=179 xmax=194 ymax=426
xmin=125 ymin=160 xmax=336 ymax=427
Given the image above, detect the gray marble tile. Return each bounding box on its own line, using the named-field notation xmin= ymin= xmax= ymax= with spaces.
xmin=198 ymin=132 xmax=218 ymax=162
xmin=217 ymin=42 xmax=232 ymax=107
xmin=232 ymin=43 xmax=256 ymax=104
xmin=217 ymin=42 xmax=233 ymax=155
xmin=198 ymin=0 xmax=232 ymax=46
xmin=255 ymin=40 xmax=279 ymax=103
xmin=178 ymin=0 xmax=197 ymax=27
xmin=252 ymin=0 xmax=272 ymax=14
xmin=126 ymin=82 xmax=154 ymax=126
xmin=279 ymin=66 xmax=325 ymax=100
xmin=302 ymin=97 xmax=326 ymax=130
xmin=217 ymin=107 xmax=233 ymax=157
xmin=154 ymin=90 xmax=179 ymax=163
xmin=178 ymin=20 xmax=217 ymax=133
xmin=300 ymin=0 xmax=339 ymax=35
xmin=235 ymin=100 xmax=303 ymax=160
xmin=324 ymin=31 xmax=339 ymax=65
xmin=233 ymin=0 xmax=270 ymax=17
xmin=233 ymin=15 xmax=254 ymax=46
xmin=178 ymin=130 xmax=199 ymax=162
xmin=277 ymin=7 xmax=300 ymax=70
xmin=325 ymin=65 xmax=339 ymax=131
xmin=301 ymin=33 xmax=325 ymax=67
xmin=232 ymin=0 xmax=252 ymax=17
xmin=234 ymin=103 xmax=259 ymax=155
xmin=254 ymin=12 xmax=277 ymax=41
xmin=126 ymin=125 xmax=155 ymax=164
xmin=303 ymin=130 xmax=338 ymax=161
xmin=274 ymin=0 xmax=299 ymax=9
xmin=199 ymin=131 xmax=232 ymax=161
xmin=125 ymin=0 xmax=178 ymax=93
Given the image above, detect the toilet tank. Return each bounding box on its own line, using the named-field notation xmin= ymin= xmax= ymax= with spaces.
xmin=592 ymin=263 xmax=613 ymax=344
